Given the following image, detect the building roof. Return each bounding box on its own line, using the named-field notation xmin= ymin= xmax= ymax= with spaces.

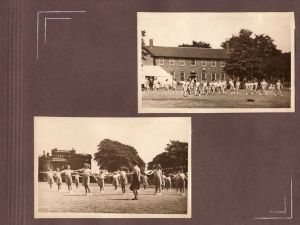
xmin=144 ymin=46 xmax=229 ymax=59
xmin=141 ymin=65 xmax=172 ymax=78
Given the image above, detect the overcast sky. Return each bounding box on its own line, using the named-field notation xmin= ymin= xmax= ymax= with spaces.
xmin=138 ymin=12 xmax=294 ymax=53
xmin=35 ymin=117 xmax=191 ymax=170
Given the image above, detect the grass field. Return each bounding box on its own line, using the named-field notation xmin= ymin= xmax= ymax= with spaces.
xmin=142 ymin=88 xmax=291 ymax=108
xmin=37 ymin=182 xmax=188 ymax=214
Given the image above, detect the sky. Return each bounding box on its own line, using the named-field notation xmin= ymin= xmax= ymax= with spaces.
xmin=35 ymin=117 xmax=191 ymax=170
xmin=138 ymin=12 xmax=294 ymax=53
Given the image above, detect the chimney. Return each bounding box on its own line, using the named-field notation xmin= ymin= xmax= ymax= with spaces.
xmin=43 ymin=151 xmax=45 ymax=156
xmin=149 ymin=39 xmax=153 ymax=48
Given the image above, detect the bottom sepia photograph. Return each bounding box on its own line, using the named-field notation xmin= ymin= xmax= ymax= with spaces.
xmin=34 ymin=117 xmax=191 ymax=218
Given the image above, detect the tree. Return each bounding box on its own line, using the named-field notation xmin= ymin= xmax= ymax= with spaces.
xmin=179 ymin=40 xmax=211 ymax=48
xmin=94 ymin=139 xmax=145 ymax=172
xmin=141 ymin=30 xmax=149 ymax=60
xmin=148 ymin=140 xmax=188 ymax=172
xmin=221 ymin=29 xmax=284 ymax=80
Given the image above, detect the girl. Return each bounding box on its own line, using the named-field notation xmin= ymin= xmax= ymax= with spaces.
xmin=260 ymin=79 xmax=268 ymax=96
xmin=165 ymin=174 xmax=172 ymax=191
xmin=202 ymin=79 xmax=208 ymax=95
xmin=253 ymin=80 xmax=258 ymax=93
xmin=182 ymin=79 xmax=188 ymax=97
xmin=195 ymin=79 xmax=200 ymax=96
xmin=164 ymin=79 xmax=169 ymax=93
xmin=235 ymin=80 xmax=241 ymax=94
xmin=172 ymin=78 xmax=177 ymax=92
xmin=229 ymin=79 xmax=235 ymax=95
xmin=77 ymin=163 xmax=96 ymax=196
xmin=153 ymin=164 xmax=163 ymax=195
xmin=275 ymin=80 xmax=283 ymax=96
xmin=97 ymin=170 xmax=106 ymax=192
xmin=54 ymin=168 xmax=62 ymax=192
xmin=141 ymin=173 xmax=148 ymax=190
xmin=61 ymin=165 xmax=73 ymax=193
xmin=178 ymin=169 xmax=187 ymax=196
xmin=153 ymin=78 xmax=159 ymax=92
xmin=119 ymin=168 xmax=128 ymax=194
xmin=73 ymin=172 xmax=80 ymax=188
xmin=129 ymin=160 xmax=141 ymax=200
xmin=45 ymin=168 xmax=55 ymax=189
xmin=112 ymin=172 xmax=120 ymax=191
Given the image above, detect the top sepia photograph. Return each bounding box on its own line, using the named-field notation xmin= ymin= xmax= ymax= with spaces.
xmin=137 ymin=12 xmax=295 ymax=113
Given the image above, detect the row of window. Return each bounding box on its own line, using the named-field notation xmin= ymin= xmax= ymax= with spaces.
xmin=157 ymin=59 xmax=225 ymax=67
xmin=170 ymin=71 xmax=226 ymax=81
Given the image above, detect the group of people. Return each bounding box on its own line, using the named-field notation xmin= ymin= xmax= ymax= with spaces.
xmin=42 ymin=161 xmax=188 ymax=200
xmin=182 ymin=78 xmax=284 ymax=97
xmin=144 ymin=76 xmax=284 ymax=97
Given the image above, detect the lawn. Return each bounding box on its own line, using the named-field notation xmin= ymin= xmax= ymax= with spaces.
xmin=37 ymin=182 xmax=188 ymax=215
xmin=142 ymin=88 xmax=291 ymax=108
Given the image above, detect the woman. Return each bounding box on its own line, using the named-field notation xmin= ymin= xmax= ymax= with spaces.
xmin=77 ymin=163 xmax=96 ymax=196
xmin=129 ymin=160 xmax=141 ymax=200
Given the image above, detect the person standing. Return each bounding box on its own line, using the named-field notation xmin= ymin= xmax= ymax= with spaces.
xmin=129 ymin=160 xmax=141 ymax=200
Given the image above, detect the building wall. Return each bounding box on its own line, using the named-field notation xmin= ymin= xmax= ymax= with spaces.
xmin=143 ymin=55 xmax=228 ymax=82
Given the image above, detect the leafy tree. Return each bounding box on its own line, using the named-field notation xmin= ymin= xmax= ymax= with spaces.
xmin=221 ymin=29 xmax=285 ymax=80
xmin=94 ymin=139 xmax=145 ymax=172
xmin=179 ymin=40 xmax=211 ymax=48
xmin=148 ymin=140 xmax=188 ymax=171
xmin=141 ymin=30 xmax=149 ymax=60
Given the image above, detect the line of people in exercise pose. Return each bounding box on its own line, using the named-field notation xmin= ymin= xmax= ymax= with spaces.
xmin=144 ymin=77 xmax=284 ymax=97
xmin=41 ymin=162 xmax=188 ymax=200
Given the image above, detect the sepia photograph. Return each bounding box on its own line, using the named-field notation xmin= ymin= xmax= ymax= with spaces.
xmin=137 ymin=12 xmax=295 ymax=113
xmin=34 ymin=117 xmax=191 ymax=218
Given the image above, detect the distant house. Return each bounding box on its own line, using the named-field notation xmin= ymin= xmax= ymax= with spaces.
xmin=142 ymin=39 xmax=229 ymax=82
xmin=38 ymin=148 xmax=92 ymax=181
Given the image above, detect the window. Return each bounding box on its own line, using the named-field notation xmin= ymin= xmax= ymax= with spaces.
xmin=180 ymin=72 xmax=185 ymax=81
xmin=220 ymin=61 xmax=225 ymax=67
xmin=158 ymin=58 xmax=164 ymax=65
xmin=201 ymin=73 xmax=206 ymax=81
xmin=170 ymin=71 xmax=175 ymax=78
xmin=201 ymin=61 xmax=206 ymax=67
xmin=211 ymin=61 xmax=216 ymax=67
xmin=179 ymin=60 xmax=185 ymax=66
xmin=212 ymin=73 xmax=217 ymax=81
xmin=191 ymin=59 xmax=196 ymax=66
xmin=169 ymin=59 xmax=175 ymax=66
xmin=221 ymin=73 xmax=226 ymax=80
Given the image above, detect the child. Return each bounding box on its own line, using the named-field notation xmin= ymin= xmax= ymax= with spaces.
xmin=54 ymin=168 xmax=62 ymax=192
xmin=172 ymin=78 xmax=177 ymax=92
xmin=165 ymin=174 xmax=172 ymax=191
xmin=77 ymin=163 xmax=97 ymax=196
xmin=153 ymin=78 xmax=159 ymax=92
xmin=275 ymin=80 xmax=283 ymax=96
xmin=229 ymin=79 xmax=235 ymax=95
xmin=119 ymin=168 xmax=128 ymax=194
xmin=161 ymin=172 xmax=166 ymax=190
xmin=235 ymin=80 xmax=241 ymax=94
xmin=202 ymin=79 xmax=208 ymax=95
xmin=97 ymin=170 xmax=106 ymax=192
xmin=45 ymin=168 xmax=55 ymax=189
xmin=141 ymin=173 xmax=148 ymax=190
xmin=244 ymin=81 xmax=250 ymax=95
xmin=260 ymin=79 xmax=268 ymax=96
xmin=164 ymin=79 xmax=169 ymax=93
xmin=129 ymin=160 xmax=141 ymax=200
xmin=145 ymin=78 xmax=150 ymax=92
xmin=61 ymin=165 xmax=73 ymax=193
xmin=112 ymin=172 xmax=120 ymax=191
xmin=73 ymin=172 xmax=80 ymax=188
xmin=153 ymin=164 xmax=163 ymax=195
xmin=182 ymin=79 xmax=189 ymax=97
xmin=253 ymin=80 xmax=258 ymax=93
xmin=195 ymin=79 xmax=200 ymax=96
xmin=178 ymin=169 xmax=187 ymax=196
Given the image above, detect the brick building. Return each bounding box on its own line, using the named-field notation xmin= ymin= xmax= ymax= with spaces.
xmin=38 ymin=148 xmax=92 ymax=181
xmin=142 ymin=39 xmax=230 ymax=82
